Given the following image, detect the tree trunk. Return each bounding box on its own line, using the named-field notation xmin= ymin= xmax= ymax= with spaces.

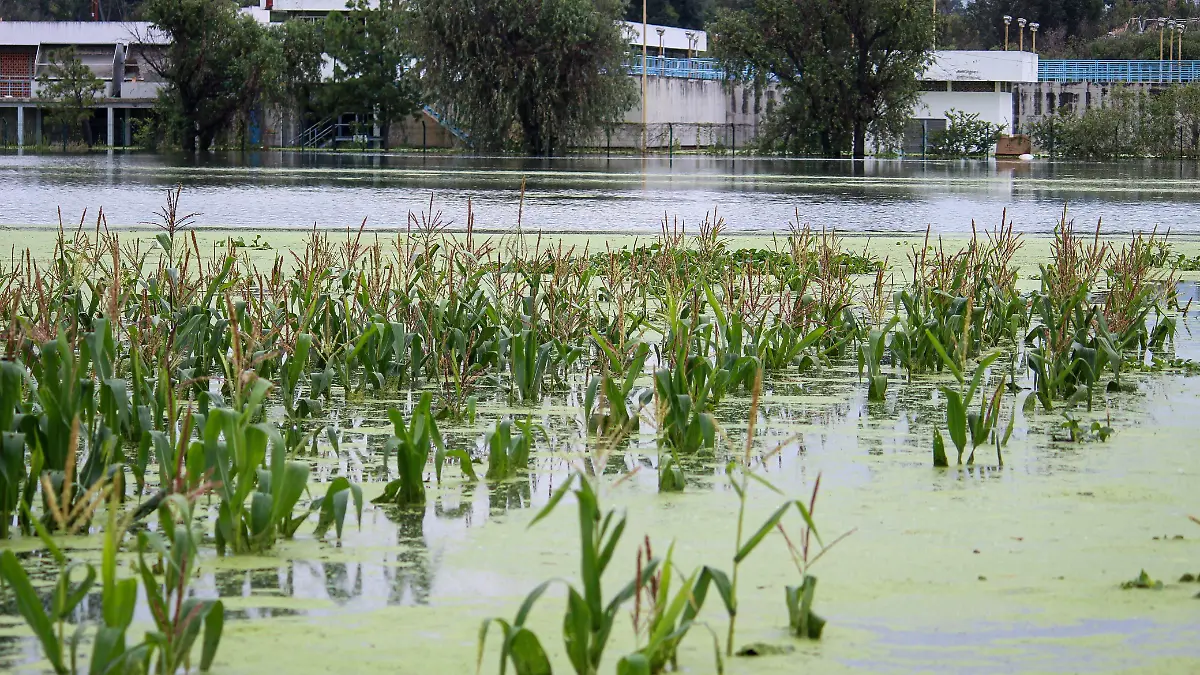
xmin=853 ymin=121 xmax=866 ymax=159
xmin=381 ymin=120 xmax=390 ymax=151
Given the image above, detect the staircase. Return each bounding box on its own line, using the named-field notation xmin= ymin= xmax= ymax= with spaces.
xmin=422 ymin=105 xmax=471 ymax=146
xmin=291 ymin=118 xmax=336 ymax=149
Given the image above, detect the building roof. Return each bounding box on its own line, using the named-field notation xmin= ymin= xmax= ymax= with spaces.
xmin=0 ymin=21 xmax=167 ymax=47
xmin=625 ymin=22 xmax=707 ymax=53
xmin=256 ymin=0 xmax=376 ymax=10
xmin=922 ymin=50 xmax=1038 ymax=83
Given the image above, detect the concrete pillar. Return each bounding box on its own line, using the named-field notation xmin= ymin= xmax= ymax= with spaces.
xmin=15 ymin=106 xmax=23 ymax=147
xmin=35 ymin=108 xmax=42 ymax=146
xmin=124 ymin=109 xmax=131 ymax=147
xmin=106 ymin=107 xmax=114 ymax=147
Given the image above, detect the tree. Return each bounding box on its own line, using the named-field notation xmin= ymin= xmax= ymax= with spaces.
xmin=624 ymin=0 xmax=711 ymax=30
xmin=713 ymin=0 xmax=933 ymax=158
xmin=0 ymin=0 xmax=146 ymax=20
xmin=965 ymin=0 xmax=1103 ymax=50
xmin=322 ymin=0 xmax=420 ymax=150
xmin=410 ymin=0 xmax=637 ymax=155
xmin=140 ymin=0 xmax=277 ymax=152
xmin=273 ymin=18 xmax=326 ymax=135
xmin=36 ymin=47 xmax=105 ymax=149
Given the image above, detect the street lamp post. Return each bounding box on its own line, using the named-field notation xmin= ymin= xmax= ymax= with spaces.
xmin=1178 ymin=22 xmax=1185 ymax=64
xmin=1170 ymin=20 xmax=1176 ymax=61
xmin=656 ymin=27 xmax=665 ymax=58
xmin=1018 ymin=17 xmax=1027 ymax=51
xmin=1003 ymin=15 xmax=1012 ymax=51
xmin=641 ymin=0 xmax=647 ymax=155
xmin=1160 ymin=18 xmax=1167 ymax=61
xmin=1030 ymin=22 xmax=1039 ymax=52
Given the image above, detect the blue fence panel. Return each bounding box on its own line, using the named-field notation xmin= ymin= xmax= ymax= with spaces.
xmin=626 ymin=56 xmax=725 ymax=80
xmin=1038 ymin=60 xmax=1200 ymax=83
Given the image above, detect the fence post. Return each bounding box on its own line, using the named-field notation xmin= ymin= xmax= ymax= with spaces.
xmin=668 ymin=123 xmax=673 ymax=159
xmin=730 ymin=123 xmax=735 ymax=154
xmin=422 ymin=119 xmax=427 ymax=153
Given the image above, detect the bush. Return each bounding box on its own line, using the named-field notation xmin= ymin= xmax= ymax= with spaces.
xmin=929 ymin=109 xmax=1004 ymax=157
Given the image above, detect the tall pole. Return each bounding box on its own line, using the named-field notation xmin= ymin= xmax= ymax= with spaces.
xmin=641 ymin=0 xmax=647 ymax=155
xmin=1161 ymin=21 xmax=1165 ymax=61
xmin=1003 ymin=16 xmax=1012 ymax=51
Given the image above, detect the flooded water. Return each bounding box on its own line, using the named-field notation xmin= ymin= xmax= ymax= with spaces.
xmin=2 ymin=151 xmax=1200 ymax=235
xmin=1 ymin=154 xmax=1199 ymax=674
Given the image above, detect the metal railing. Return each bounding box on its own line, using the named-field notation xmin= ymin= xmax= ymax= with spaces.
xmin=291 ymin=118 xmax=336 ymax=148
xmin=422 ymin=105 xmax=471 ymax=145
xmin=626 ymin=55 xmax=724 ymax=80
xmin=1038 ymin=59 xmax=1200 ymax=83
xmin=0 ymin=77 xmax=32 ymax=98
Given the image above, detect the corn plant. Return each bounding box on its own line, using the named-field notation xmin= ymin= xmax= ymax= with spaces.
xmin=202 ymin=377 xmax=312 ymax=554
xmin=510 ymin=328 xmax=552 ymax=404
xmin=776 ymin=477 xmax=853 ymax=640
xmin=586 ymin=333 xmax=651 ymax=435
xmin=857 ymin=317 xmax=898 ymax=402
xmin=479 ymin=472 xmax=660 ymax=675
xmin=928 ymin=333 xmax=1012 ymax=467
xmin=757 ymin=322 xmax=826 ymax=372
xmin=652 ymin=365 xmax=716 ymax=455
xmin=623 ymin=538 xmax=726 ymax=674
xmin=375 ymin=393 xmax=466 ymax=507
xmin=484 ymin=417 xmax=538 ymax=481
xmin=0 ymin=360 xmax=27 ymax=538
xmin=0 ymin=519 xmax=95 ymax=674
xmin=138 ymin=494 xmax=225 ymax=674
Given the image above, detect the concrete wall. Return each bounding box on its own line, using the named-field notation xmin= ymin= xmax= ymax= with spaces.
xmin=914 ymin=91 xmax=1016 ymax=133
xmin=596 ymin=76 xmax=775 ymax=149
xmin=923 ymin=50 xmax=1038 ymax=83
xmin=1010 ymin=81 xmax=1168 ymax=133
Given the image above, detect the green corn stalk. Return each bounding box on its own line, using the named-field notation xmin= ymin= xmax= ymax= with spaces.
xmin=484 ymin=417 xmax=538 ymax=481
xmin=375 ymin=393 xmax=444 ymax=507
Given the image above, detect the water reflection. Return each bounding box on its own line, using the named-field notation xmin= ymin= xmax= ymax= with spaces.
xmin=2 ymin=152 xmax=1198 ymax=234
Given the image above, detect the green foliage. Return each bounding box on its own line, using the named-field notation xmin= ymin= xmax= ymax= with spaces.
xmin=322 ymin=0 xmax=421 ymax=149
xmin=1027 ymin=84 xmax=1200 ymax=160
xmin=713 ymin=0 xmax=934 ymax=157
xmin=376 ymin=393 xmax=443 ymax=507
xmin=485 ymin=417 xmax=537 ymax=480
xmin=204 ymin=389 xmax=314 ymax=555
xmin=785 ymin=575 xmax=825 ymax=639
xmin=481 ymin=473 xmax=666 ymax=675
xmin=510 ymin=329 xmax=553 ymax=403
xmin=138 ymin=496 xmax=225 ymax=673
xmin=652 ymin=365 xmax=717 ymax=455
xmin=409 ymin=0 xmax=637 ymax=154
xmin=928 ymin=337 xmax=1012 ymax=466
xmin=624 ymin=0 xmax=710 ymax=29
xmin=586 ymin=335 xmax=652 ymax=435
xmin=35 ymin=47 xmax=104 ymax=148
xmin=143 ymin=0 xmax=278 ymax=151
xmin=857 ymin=318 xmax=897 ymax=402
xmin=929 ymin=109 xmax=1004 ymax=157
xmin=0 ymin=494 xmax=224 ymax=675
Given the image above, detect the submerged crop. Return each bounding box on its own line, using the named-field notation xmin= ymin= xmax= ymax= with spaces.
xmin=0 ymin=188 xmax=1195 ymax=673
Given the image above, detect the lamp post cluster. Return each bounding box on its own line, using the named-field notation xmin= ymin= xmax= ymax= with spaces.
xmin=1002 ymin=15 xmax=1039 ymax=52
xmin=1158 ymin=18 xmax=1186 ymax=61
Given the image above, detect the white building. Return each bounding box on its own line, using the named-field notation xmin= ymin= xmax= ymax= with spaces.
xmin=913 ymin=50 xmax=1039 ymax=135
xmin=0 ymin=21 xmax=168 ymax=147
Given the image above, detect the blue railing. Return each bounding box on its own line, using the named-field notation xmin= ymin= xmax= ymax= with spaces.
xmin=626 ymin=55 xmax=724 ymax=80
xmin=1038 ymin=60 xmax=1200 ymax=83
xmin=422 ymin=105 xmax=471 ymax=145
